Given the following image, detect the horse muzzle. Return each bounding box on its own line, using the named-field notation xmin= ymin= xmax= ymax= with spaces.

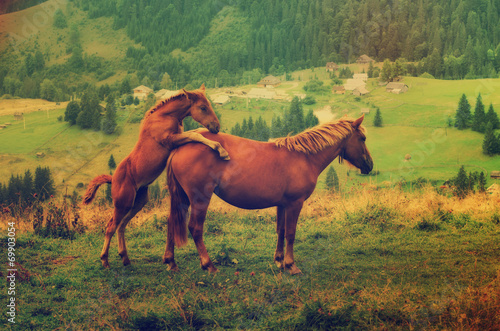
xmin=206 ymin=122 xmax=220 ymax=134
xmin=360 ymin=157 xmax=374 ymax=175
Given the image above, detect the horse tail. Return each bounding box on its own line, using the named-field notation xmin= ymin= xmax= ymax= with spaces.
xmin=82 ymin=174 xmax=112 ymax=205
xmin=167 ymin=151 xmax=190 ymax=247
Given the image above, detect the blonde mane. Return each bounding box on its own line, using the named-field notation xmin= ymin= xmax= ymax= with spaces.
xmin=274 ymin=118 xmax=365 ymax=154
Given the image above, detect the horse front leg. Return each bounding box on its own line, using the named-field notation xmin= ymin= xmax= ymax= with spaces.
xmin=166 ymin=132 xmax=230 ymax=160
xmin=189 ymin=202 xmax=217 ymax=273
xmin=284 ymin=201 xmax=304 ymax=275
xmin=274 ymin=206 xmax=286 ymax=268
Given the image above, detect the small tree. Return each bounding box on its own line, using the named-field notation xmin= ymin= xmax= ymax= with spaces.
xmin=325 ymin=166 xmax=340 ymax=192
xmin=108 ymin=154 xmax=116 ymax=169
xmin=373 ymin=108 xmax=383 ymax=127
xmin=472 ymin=93 xmax=486 ymax=132
xmin=453 ymin=166 xmax=470 ymax=199
xmin=478 ymin=172 xmax=487 ymax=193
xmin=482 ymin=122 xmax=500 ymax=156
xmin=64 ymin=101 xmax=80 ymax=125
xmin=486 ymin=104 xmax=500 ymax=130
xmin=455 ymin=94 xmax=471 ymax=130
xmin=102 ymin=95 xmax=117 ymax=134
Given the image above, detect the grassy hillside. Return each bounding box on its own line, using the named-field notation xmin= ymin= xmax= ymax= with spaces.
xmin=1 ymin=75 xmax=500 ymax=193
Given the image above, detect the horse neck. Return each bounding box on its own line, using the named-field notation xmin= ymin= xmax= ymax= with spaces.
xmin=308 ymin=139 xmax=347 ymax=175
xmin=141 ymin=98 xmax=192 ymax=135
xmin=160 ymin=98 xmax=192 ymax=120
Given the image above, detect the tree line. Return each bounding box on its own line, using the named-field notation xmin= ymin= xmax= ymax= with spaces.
xmin=230 ymin=97 xmax=319 ymax=141
xmin=454 ymin=93 xmax=500 ymax=155
xmin=0 ymin=166 xmax=55 ymax=208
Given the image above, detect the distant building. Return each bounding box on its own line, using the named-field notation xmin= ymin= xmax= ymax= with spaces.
xmin=491 ymin=171 xmax=500 ymax=179
xmin=356 ymin=54 xmax=375 ymax=64
xmin=353 ymin=86 xmax=370 ymax=96
xmin=360 ymin=108 xmax=370 ymax=114
xmin=353 ymin=73 xmax=368 ymax=81
xmin=155 ymin=89 xmax=178 ymax=100
xmin=386 ymin=82 xmax=409 ymax=94
xmin=247 ymin=88 xmax=277 ymax=99
xmin=332 ymin=86 xmax=345 ymax=95
xmin=326 ymin=62 xmax=338 ymax=72
xmin=344 ymin=79 xmax=366 ymax=91
xmin=257 ymin=75 xmax=281 ymax=88
xmin=133 ymin=85 xmax=154 ymax=100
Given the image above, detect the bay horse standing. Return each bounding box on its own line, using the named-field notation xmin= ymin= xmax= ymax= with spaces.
xmin=83 ymin=85 xmax=229 ymax=268
xmin=164 ymin=115 xmax=373 ymax=275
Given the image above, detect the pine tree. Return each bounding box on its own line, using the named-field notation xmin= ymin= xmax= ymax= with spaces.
xmin=253 ymin=116 xmax=270 ymax=141
xmin=455 ymin=94 xmax=471 ymax=130
xmin=230 ymin=122 xmax=242 ymax=137
xmin=453 ymin=166 xmax=469 ymax=199
xmin=477 ymin=172 xmax=487 ymax=193
xmin=472 ymin=93 xmax=486 ymax=132
xmin=102 ymin=95 xmax=117 ymax=134
xmin=108 ymin=154 xmax=116 ymax=170
xmin=486 ymin=104 xmax=500 ymax=130
xmin=373 ymin=108 xmax=383 ymax=127
xmin=271 ymin=115 xmax=284 ymax=138
xmin=325 ymin=166 xmax=340 ymax=192
xmin=53 ymin=9 xmax=67 ymax=29
xmin=22 ymin=169 xmax=34 ymax=206
xmin=305 ymin=110 xmax=319 ymax=128
xmin=482 ymin=122 xmax=500 ymax=155
xmin=34 ymin=166 xmax=55 ymax=201
xmin=285 ymin=97 xmax=305 ymax=135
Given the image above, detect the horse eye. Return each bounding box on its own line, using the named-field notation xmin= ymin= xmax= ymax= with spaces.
xmin=361 ymin=137 xmax=366 ymax=142
xmin=201 ymin=106 xmax=207 ymax=112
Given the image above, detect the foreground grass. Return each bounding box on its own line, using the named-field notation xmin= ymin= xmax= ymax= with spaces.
xmin=1 ymin=188 xmax=500 ymax=330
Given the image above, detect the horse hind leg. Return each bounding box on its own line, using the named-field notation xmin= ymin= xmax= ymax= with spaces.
xmin=189 ymin=201 xmax=217 ymax=273
xmin=274 ymin=206 xmax=286 ymax=269
xmin=117 ymin=186 xmax=149 ymax=266
xmin=100 ymin=206 xmax=130 ymax=267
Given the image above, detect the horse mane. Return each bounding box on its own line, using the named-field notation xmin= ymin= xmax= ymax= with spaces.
xmin=274 ymin=118 xmax=365 ymax=154
xmin=143 ymin=89 xmax=203 ymax=119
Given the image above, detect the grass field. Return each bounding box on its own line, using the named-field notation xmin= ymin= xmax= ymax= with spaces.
xmin=1 ymin=188 xmax=499 ymax=330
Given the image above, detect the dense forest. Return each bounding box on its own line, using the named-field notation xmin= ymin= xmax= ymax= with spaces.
xmin=2 ymin=0 xmax=500 ymax=98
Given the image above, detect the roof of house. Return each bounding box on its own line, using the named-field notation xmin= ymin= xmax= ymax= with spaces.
xmin=134 ymin=85 xmax=153 ymax=93
xmin=357 ymin=54 xmax=374 ymax=62
xmin=344 ymin=79 xmax=366 ymax=91
xmin=332 ymin=85 xmax=345 ymax=91
xmin=354 ymin=86 xmax=370 ymax=95
xmin=326 ymin=62 xmax=338 ymax=67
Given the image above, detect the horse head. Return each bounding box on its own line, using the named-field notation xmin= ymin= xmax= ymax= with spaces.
xmin=342 ymin=115 xmax=373 ymax=174
xmin=184 ymin=84 xmax=221 ymax=134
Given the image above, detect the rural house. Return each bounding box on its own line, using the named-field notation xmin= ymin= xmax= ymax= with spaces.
xmin=353 ymin=73 xmax=368 ymax=81
xmin=386 ymin=82 xmax=409 ymax=94
xmin=326 ymin=62 xmax=338 ymax=72
xmin=257 ymin=75 xmax=281 ymax=88
xmin=133 ymin=85 xmax=154 ymax=100
xmin=491 ymin=171 xmax=500 ymax=179
xmin=353 ymin=86 xmax=370 ymax=96
xmin=356 ymin=54 xmax=375 ymax=64
xmin=344 ymin=79 xmax=366 ymax=91
xmin=332 ymin=86 xmax=345 ymax=95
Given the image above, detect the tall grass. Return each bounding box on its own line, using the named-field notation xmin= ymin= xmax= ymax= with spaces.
xmin=1 ymin=186 xmax=499 ymax=330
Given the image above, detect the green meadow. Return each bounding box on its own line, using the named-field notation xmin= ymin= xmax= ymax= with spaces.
xmin=1 ymin=188 xmax=499 ymax=330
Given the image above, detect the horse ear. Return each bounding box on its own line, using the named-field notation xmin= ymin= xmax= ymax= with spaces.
xmin=352 ymin=115 xmax=364 ymax=129
xmin=199 ymin=83 xmax=205 ymax=92
xmin=182 ymin=89 xmax=190 ymax=100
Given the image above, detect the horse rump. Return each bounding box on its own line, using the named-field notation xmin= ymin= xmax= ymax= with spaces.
xmin=82 ymin=174 xmax=112 ymax=205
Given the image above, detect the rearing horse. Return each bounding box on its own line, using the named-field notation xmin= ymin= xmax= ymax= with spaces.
xmin=164 ymin=115 xmax=373 ymax=275
xmin=83 ymin=84 xmax=229 ymax=268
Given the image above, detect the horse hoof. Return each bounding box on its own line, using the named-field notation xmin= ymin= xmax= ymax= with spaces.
xmin=274 ymin=260 xmax=284 ymax=269
xmin=286 ymin=264 xmax=302 ymax=275
xmin=101 ymin=261 xmax=110 ymax=268
xmin=122 ymin=258 xmax=131 ymax=266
